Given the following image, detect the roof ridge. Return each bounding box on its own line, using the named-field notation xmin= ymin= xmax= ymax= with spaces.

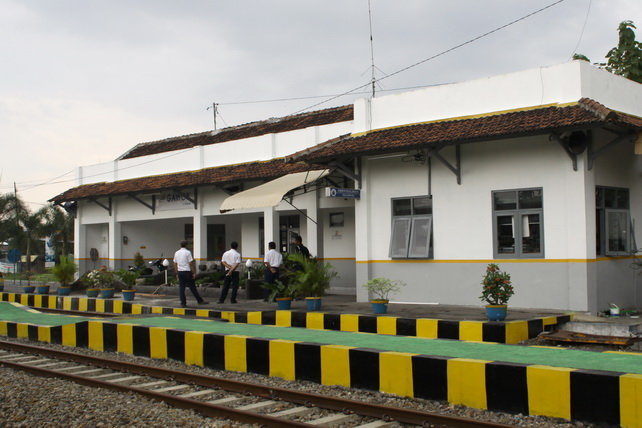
xmin=577 ymin=97 xmax=618 ymax=121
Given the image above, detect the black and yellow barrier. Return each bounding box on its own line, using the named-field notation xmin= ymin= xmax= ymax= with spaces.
xmin=0 ymin=318 xmax=638 ymax=427
xmin=0 ymin=292 xmax=572 ymax=344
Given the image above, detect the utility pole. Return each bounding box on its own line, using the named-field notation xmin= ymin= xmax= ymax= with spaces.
xmin=368 ymin=0 xmax=376 ymax=98
xmin=207 ymin=102 xmax=218 ymax=130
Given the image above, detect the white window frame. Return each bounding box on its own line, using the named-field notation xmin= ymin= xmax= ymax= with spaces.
xmin=389 ymin=197 xmax=433 ymax=259
xmin=492 ymin=188 xmax=544 ymax=259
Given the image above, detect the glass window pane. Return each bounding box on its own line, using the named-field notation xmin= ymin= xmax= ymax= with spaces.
xmin=616 ymin=189 xmax=629 ymax=209
xmin=390 ymin=217 xmax=411 ymax=258
xmin=413 ymin=197 xmax=432 ymax=215
xmin=496 ymin=215 xmax=515 ymax=254
xmin=604 ymin=188 xmax=617 ymax=208
xmin=606 ymin=210 xmax=629 ymax=254
xmin=518 ymin=189 xmax=543 ymax=209
xmin=392 ymin=199 xmax=412 ymax=216
xmin=521 ymin=214 xmax=541 ymax=254
xmin=494 ymin=191 xmax=517 ymax=211
xmin=408 ymin=217 xmax=432 ymax=258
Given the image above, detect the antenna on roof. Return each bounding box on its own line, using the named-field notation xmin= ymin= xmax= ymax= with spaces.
xmin=206 ymin=102 xmax=218 ymax=130
xmin=367 ymin=0 xmax=376 ymax=98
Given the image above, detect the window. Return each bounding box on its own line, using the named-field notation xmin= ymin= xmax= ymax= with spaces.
xmin=596 ymin=186 xmax=635 ymax=256
xmin=492 ymin=188 xmax=544 ymax=258
xmin=390 ymin=196 xmax=432 ymax=258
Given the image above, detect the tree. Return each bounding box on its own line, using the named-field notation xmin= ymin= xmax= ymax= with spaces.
xmin=605 ymin=21 xmax=642 ymax=83
xmin=575 ymin=20 xmax=642 ymax=84
xmin=41 ymin=204 xmax=74 ymax=258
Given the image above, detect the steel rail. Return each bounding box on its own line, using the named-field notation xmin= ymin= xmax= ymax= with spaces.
xmin=0 ymin=340 xmax=514 ymax=428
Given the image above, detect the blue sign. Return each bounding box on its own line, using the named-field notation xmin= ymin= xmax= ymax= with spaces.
xmin=325 ymin=187 xmax=361 ymax=199
xmin=7 ymin=248 xmax=21 ymax=263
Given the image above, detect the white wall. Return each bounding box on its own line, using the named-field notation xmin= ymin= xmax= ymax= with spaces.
xmin=354 ymin=61 xmax=642 ymax=134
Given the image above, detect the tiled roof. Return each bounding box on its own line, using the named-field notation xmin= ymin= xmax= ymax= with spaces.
xmin=119 ymin=105 xmax=353 ymax=160
xmin=288 ymin=99 xmax=642 ymax=163
xmin=50 ymin=160 xmax=316 ymax=202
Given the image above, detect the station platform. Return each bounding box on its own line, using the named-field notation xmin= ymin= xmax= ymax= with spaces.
xmin=0 ymin=287 xmax=571 ymax=344
xmin=0 ymin=296 xmax=641 ymax=427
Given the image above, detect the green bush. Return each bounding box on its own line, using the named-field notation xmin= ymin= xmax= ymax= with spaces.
xmin=288 ymin=253 xmax=337 ymax=297
xmin=51 ymin=256 xmax=77 ymax=287
xmin=116 ymin=269 xmax=139 ymax=288
xmin=480 ymin=263 xmax=514 ymax=305
xmin=362 ymin=277 xmax=405 ymax=301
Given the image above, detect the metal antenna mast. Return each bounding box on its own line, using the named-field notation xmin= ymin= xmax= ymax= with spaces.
xmin=367 ymin=0 xmax=376 ymax=98
xmin=206 ymin=102 xmax=218 ymax=130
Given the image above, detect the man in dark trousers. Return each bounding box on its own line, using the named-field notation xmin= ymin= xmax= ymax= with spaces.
xmin=173 ymin=240 xmax=208 ymax=308
xmin=263 ymin=241 xmax=282 ymax=301
xmin=292 ymin=235 xmax=310 ymax=258
xmin=219 ymin=241 xmax=241 ymax=304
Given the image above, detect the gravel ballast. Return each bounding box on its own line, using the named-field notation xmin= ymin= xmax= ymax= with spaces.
xmin=0 ymin=337 xmax=588 ymax=427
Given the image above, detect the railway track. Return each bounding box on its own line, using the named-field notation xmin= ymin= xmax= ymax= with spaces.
xmin=0 ymin=339 xmax=514 ymax=428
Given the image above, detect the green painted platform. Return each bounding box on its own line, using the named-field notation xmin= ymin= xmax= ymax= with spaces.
xmin=2 ymin=302 xmax=641 ymax=375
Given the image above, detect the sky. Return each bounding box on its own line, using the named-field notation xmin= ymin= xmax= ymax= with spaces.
xmin=1 ymin=0 xmax=640 ymax=209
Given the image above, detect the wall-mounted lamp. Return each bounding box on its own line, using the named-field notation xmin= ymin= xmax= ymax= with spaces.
xmin=122 ymin=236 xmax=129 ymax=245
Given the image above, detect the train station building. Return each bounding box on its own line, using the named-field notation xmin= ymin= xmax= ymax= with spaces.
xmin=51 ymin=61 xmax=642 ymax=313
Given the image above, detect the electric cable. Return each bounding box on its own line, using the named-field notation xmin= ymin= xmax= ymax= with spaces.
xmin=569 ymin=0 xmax=592 ymax=59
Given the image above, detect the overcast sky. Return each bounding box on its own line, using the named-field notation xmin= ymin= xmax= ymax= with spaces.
xmin=1 ymin=0 xmax=640 ymax=209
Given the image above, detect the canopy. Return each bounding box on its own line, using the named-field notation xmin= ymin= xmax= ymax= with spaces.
xmin=219 ymin=169 xmax=329 ymax=213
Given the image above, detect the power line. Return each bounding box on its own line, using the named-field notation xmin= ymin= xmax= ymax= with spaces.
xmin=570 ymin=0 xmax=592 ymax=59
xmin=292 ymin=0 xmax=567 ymax=114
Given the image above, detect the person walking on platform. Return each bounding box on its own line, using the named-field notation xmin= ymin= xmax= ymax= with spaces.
xmin=263 ymin=241 xmax=282 ymax=301
xmin=219 ymin=241 xmax=241 ymax=304
xmin=292 ymin=235 xmax=310 ymax=258
xmin=173 ymin=240 xmax=208 ymax=308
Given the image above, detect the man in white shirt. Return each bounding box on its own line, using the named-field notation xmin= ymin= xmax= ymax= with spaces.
xmin=218 ymin=241 xmax=241 ymax=304
xmin=173 ymin=240 xmax=208 ymax=308
xmin=263 ymin=241 xmax=282 ymax=302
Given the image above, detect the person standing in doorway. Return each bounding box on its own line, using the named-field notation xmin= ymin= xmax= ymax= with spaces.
xmin=292 ymin=235 xmax=310 ymax=258
xmin=263 ymin=241 xmax=282 ymax=302
xmin=219 ymin=241 xmax=241 ymax=304
xmin=173 ymin=240 xmax=208 ymax=308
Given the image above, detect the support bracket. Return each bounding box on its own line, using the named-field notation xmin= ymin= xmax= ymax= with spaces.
xmin=328 ymin=160 xmax=361 ymax=185
xmin=88 ymin=197 xmax=112 ymax=216
xmin=550 ymin=133 xmax=578 ymax=171
xmin=427 ymin=144 xmax=461 ymax=185
xmin=587 ymin=132 xmax=636 ymax=170
xmin=128 ymin=193 xmax=156 ymax=214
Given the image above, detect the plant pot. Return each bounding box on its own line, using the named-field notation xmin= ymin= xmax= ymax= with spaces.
xmin=305 ymin=297 xmax=322 ymax=311
xmin=485 ymin=304 xmax=508 ymax=321
xmin=370 ymin=299 xmax=388 ymax=314
xmin=99 ymin=288 xmax=115 ymax=299
xmin=276 ymin=297 xmax=292 ymax=310
xmin=23 ymin=286 xmax=35 ymax=294
xmin=36 ymin=285 xmax=50 ymax=295
xmin=57 ymin=286 xmax=72 ymax=296
xmin=122 ymin=290 xmax=136 ymax=301
xmin=0 ymin=284 xmax=4 ymax=292
xmin=86 ymin=288 xmax=100 ymax=298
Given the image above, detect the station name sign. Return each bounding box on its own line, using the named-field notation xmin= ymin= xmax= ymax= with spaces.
xmin=157 ymin=191 xmax=194 ymax=211
xmin=325 ymin=187 xmax=361 ymax=199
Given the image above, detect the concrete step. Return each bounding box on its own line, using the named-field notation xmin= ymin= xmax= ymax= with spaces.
xmin=560 ymin=320 xmax=642 ymax=338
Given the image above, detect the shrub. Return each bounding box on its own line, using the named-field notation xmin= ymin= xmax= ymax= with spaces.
xmin=51 ymin=256 xmax=77 ymax=287
xmin=480 ymin=263 xmax=514 ymax=305
xmin=362 ymin=277 xmax=405 ymax=301
xmin=116 ymin=269 xmax=139 ymax=288
xmin=288 ymin=253 xmax=337 ymax=297
xmin=85 ymin=269 xmax=115 ymax=289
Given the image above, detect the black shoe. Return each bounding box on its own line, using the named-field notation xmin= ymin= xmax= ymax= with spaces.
xmin=180 ymin=304 xmax=187 ymax=308
xmin=230 ymin=300 xmax=237 ymax=304
xmin=217 ymin=300 xmax=224 ymax=304
xmin=198 ymin=301 xmax=209 ymax=305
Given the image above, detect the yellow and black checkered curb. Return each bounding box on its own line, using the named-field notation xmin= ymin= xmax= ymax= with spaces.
xmin=0 ymin=292 xmax=572 ymax=344
xmin=0 ymin=317 xmax=639 ymax=427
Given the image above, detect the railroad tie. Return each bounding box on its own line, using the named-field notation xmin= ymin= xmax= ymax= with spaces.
xmin=153 ymin=384 xmax=190 ymax=393
xmin=308 ymin=413 xmax=357 ymax=426
xmin=269 ymin=406 xmax=315 ymax=419
xmin=136 ymin=380 xmax=170 ymax=388
xmin=30 ymin=362 xmax=70 ymax=369
xmin=178 ymin=389 xmax=217 ymax=398
xmin=353 ymin=421 xmax=395 ymax=428
xmin=106 ymin=376 xmax=143 ymax=384
xmin=23 ymin=358 xmax=51 ymax=365
xmin=55 ymin=365 xmax=87 ymax=372
xmin=235 ymin=400 xmax=277 ymax=411
xmin=206 ymin=396 xmax=244 ymax=406
xmin=67 ymin=368 xmax=104 ymax=375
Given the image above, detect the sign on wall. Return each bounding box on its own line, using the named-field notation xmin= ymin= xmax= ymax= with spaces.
xmin=156 ymin=191 xmax=194 ymax=211
xmin=324 ymin=187 xmax=361 ymax=199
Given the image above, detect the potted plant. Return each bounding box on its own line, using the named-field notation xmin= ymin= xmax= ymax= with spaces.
xmin=262 ymin=280 xmax=300 ymax=310
xmin=116 ymin=269 xmax=139 ymax=301
xmin=362 ymin=277 xmax=405 ymax=314
xmin=0 ymin=272 xmax=4 ymax=292
xmin=480 ymin=263 xmax=514 ymax=321
xmin=288 ymin=254 xmax=337 ymax=311
xmin=86 ymin=268 xmax=115 ymax=298
xmin=51 ymin=256 xmax=77 ymax=296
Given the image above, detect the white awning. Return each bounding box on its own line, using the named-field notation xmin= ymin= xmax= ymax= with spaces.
xmin=219 ymin=169 xmax=329 ymax=213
